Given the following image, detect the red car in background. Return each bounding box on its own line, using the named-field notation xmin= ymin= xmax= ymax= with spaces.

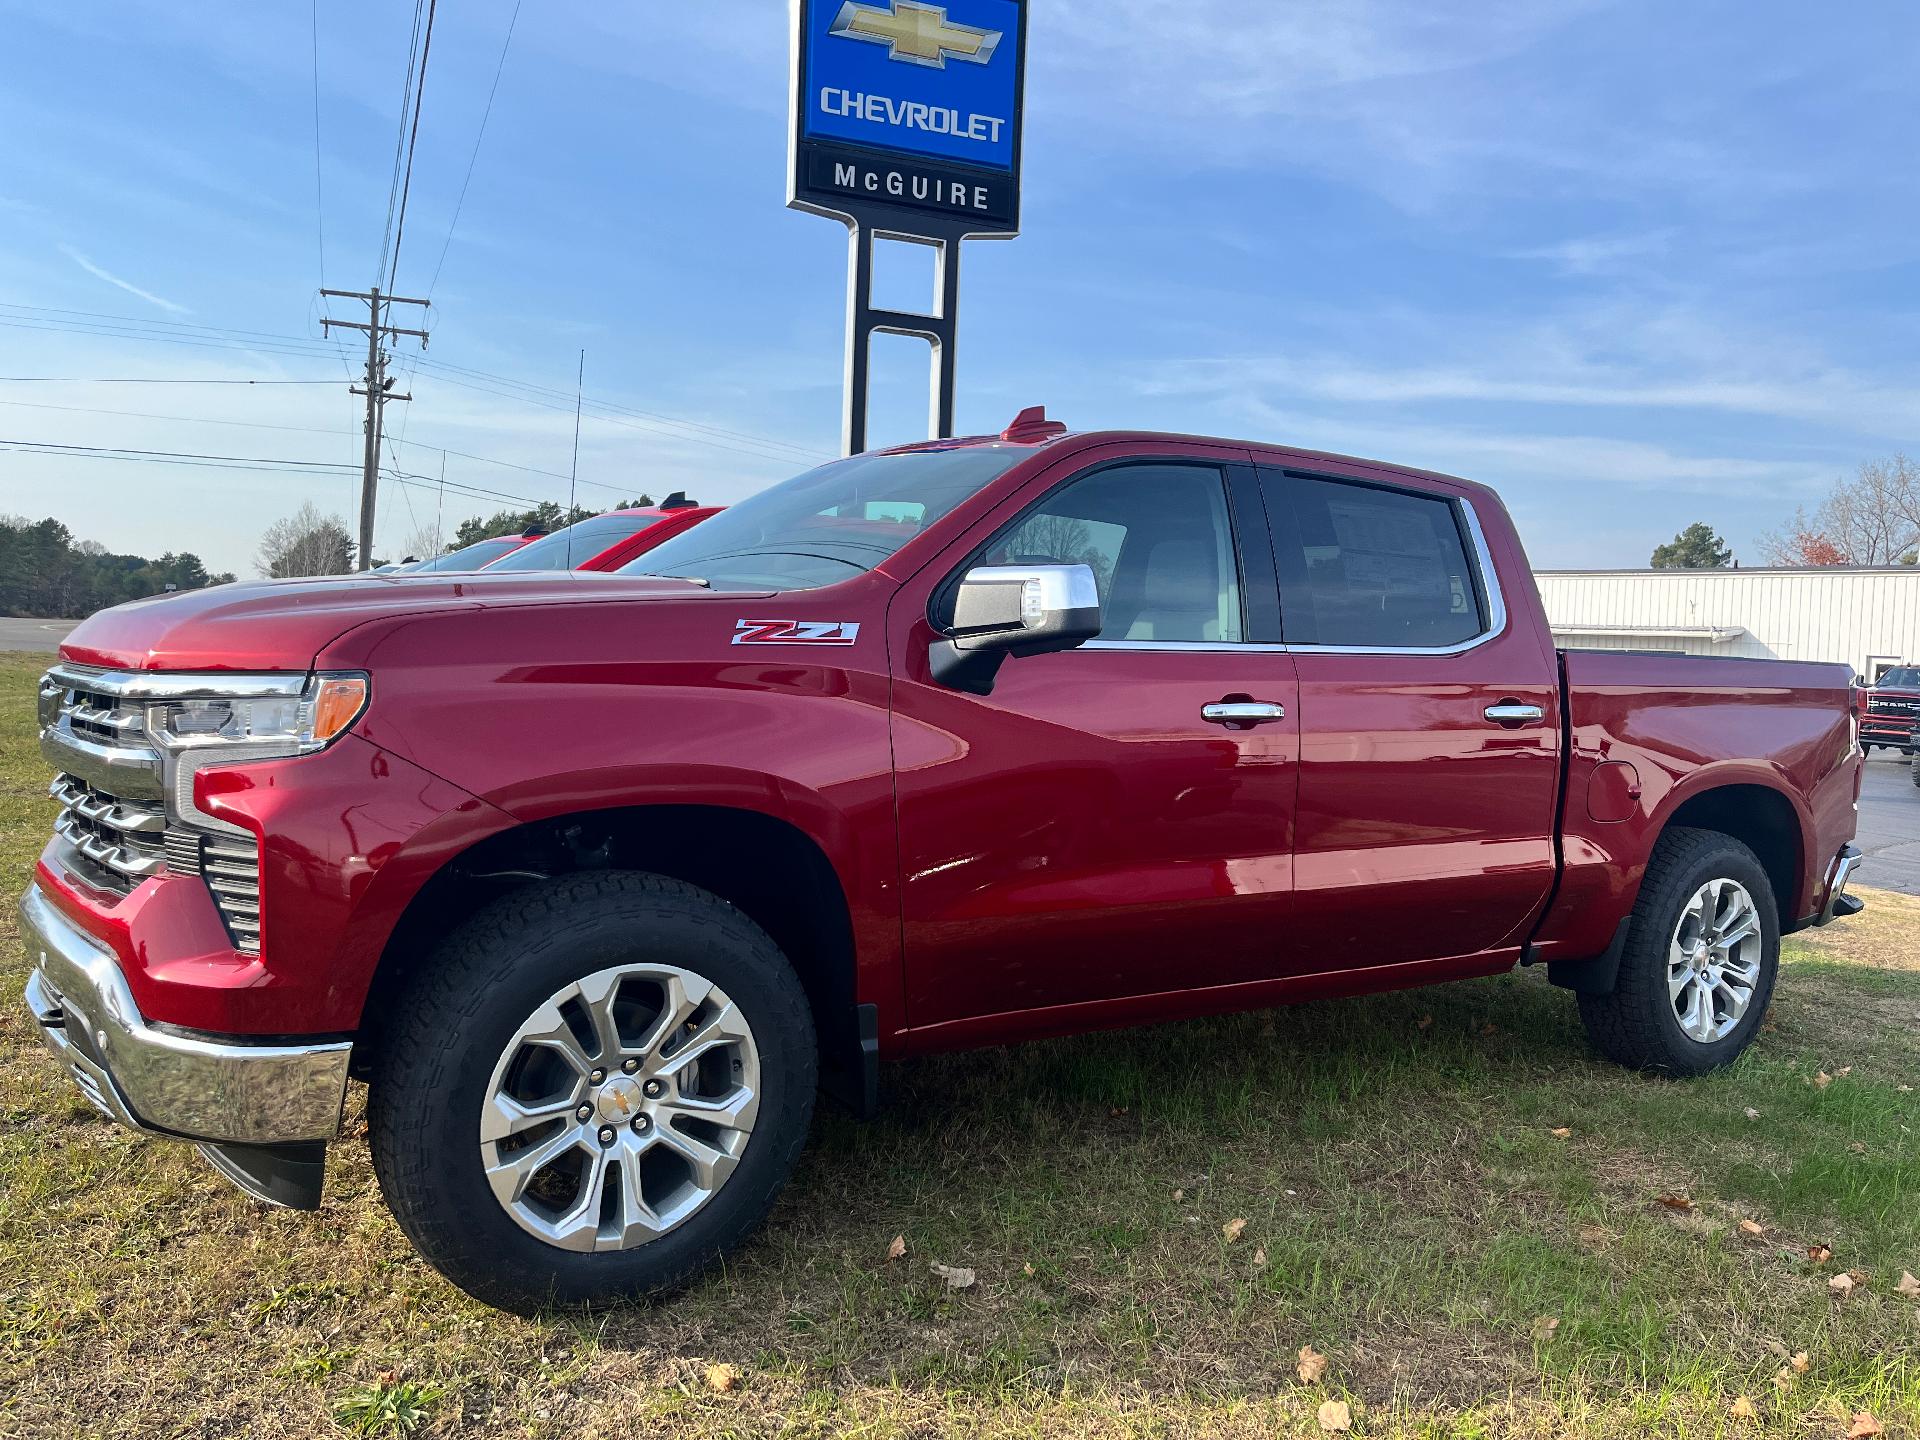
xmin=481 ymin=495 xmax=721 ymax=573
xmin=400 ymin=527 xmax=547 ymax=573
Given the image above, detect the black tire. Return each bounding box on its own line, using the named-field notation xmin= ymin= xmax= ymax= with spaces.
xmin=367 ymin=871 xmax=817 ymax=1313
xmin=1576 ymin=827 xmax=1779 ymax=1076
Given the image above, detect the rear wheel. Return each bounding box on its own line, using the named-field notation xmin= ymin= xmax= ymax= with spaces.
xmin=1576 ymin=827 xmax=1778 ymax=1075
xmin=368 ymin=871 xmax=816 ymax=1313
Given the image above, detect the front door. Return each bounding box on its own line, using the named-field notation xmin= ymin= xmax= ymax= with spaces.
xmin=888 ymin=450 xmax=1303 ymax=1030
xmin=1261 ymin=465 xmax=1562 ymax=971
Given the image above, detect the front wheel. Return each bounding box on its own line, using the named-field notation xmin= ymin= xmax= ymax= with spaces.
xmin=1576 ymin=827 xmax=1779 ymax=1075
xmin=367 ymin=871 xmax=817 ymax=1313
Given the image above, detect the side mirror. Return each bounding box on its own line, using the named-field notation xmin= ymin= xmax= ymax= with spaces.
xmin=930 ymin=563 xmax=1102 ymax=694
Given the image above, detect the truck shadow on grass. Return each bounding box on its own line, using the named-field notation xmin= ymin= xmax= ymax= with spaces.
xmin=555 ymin=943 xmax=1920 ymax=1417
xmin=6 ymin=919 xmax=1916 ymax=1436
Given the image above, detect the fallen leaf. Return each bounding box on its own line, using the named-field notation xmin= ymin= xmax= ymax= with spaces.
xmin=1550 ymin=1127 xmax=1572 ymax=1139
xmin=1297 ymin=1345 xmax=1328 ymax=1384
xmin=1739 ymin=1219 xmax=1766 ymax=1237
xmin=1849 ymin=1412 xmax=1883 ymax=1439
xmin=930 ymin=1262 xmax=976 ymax=1290
xmin=1656 ymin=1194 xmax=1695 ymax=1212
xmin=1829 ymin=1272 xmax=1855 ymax=1297
xmin=1532 ymin=1315 xmax=1561 ymax=1340
xmin=1813 ymin=1071 xmax=1833 ymax=1089
xmin=1744 ymin=1107 xmax=1762 ymax=1121
xmin=1730 ymin=1396 xmax=1758 ymax=1420
xmin=704 ymin=1363 xmax=741 ymax=1394
xmin=1416 ymin=1014 xmax=1434 ymax=1030
xmin=886 ymin=1234 xmax=906 ymax=1263
xmin=1790 ymin=1351 xmax=1810 ymax=1375
xmin=1222 ymin=1217 xmax=1248 ymax=1243
xmin=1253 ymin=1246 xmax=1268 ymax=1267
xmin=1808 ymin=1244 xmax=1834 ymax=1263
xmin=1317 ymin=1398 xmax=1352 ymax=1433
xmin=1895 ymin=1271 xmax=1919 ymax=1299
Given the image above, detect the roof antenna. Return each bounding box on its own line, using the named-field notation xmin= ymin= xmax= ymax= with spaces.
xmin=1001 ymin=406 xmax=1067 ymax=443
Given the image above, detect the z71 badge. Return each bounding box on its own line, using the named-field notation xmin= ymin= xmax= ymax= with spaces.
xmin=732 ymin=619 xmax=862 ymax=646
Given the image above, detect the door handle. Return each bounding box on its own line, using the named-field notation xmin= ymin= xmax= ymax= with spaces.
xmin=1484 ymin=702 xmax=1545 ymax=724
xmin=1202 ymin=701 xmax=1286 ymax=725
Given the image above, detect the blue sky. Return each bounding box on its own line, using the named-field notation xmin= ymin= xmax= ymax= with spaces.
xmin=0 ymin=0 xmax=1915 ymax=576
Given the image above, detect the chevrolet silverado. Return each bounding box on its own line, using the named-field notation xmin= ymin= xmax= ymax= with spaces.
xmin=22 ymin=413 xmax=1865 ymax=1312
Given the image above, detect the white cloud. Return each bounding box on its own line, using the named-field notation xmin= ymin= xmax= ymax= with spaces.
xmin=59 ymin=244 xmax=191 ymax=315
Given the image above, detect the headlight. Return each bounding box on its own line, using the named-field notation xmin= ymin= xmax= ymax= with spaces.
xmin=148 ymin=674 xmax=368 ymax=755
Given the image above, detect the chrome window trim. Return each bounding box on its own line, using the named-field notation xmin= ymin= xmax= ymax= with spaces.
xmin=1280 ymin=494 xmax=1509 ymax=658
xmin=1083 ymin=640 xmax=1292 ymax=654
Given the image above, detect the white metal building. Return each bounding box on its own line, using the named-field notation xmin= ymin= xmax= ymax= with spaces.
xmin=1535 ymin=568 xmax=1920 ymax=681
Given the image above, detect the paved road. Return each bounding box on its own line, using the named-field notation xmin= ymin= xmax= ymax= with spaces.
xmin=1857 ymin=749 xmax=1920 ymax=896
xmin=0 ymin=618 xmax=77 ymax=654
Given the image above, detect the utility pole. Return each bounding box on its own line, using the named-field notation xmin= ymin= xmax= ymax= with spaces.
xmin=320 ymin=286 xmax=428 ymax=569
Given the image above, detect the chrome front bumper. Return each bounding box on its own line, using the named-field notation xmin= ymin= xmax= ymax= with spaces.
xmin=19 ymin=881 xmax=350 ymax=1148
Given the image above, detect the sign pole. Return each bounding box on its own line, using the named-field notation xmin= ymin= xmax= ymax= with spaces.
xmin=789 ymin=0 xmax=1026 ymax=455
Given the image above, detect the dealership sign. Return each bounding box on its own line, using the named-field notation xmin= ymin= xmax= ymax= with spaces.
xmin=789 ymin=0 xmax=1026 ymax=235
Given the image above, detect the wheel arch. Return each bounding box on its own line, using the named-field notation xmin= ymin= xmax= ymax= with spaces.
xmin=1654 ymin=776 xmax=1806 ymax=924
xmin=349 ymin=801 xmax=870 ymax=1110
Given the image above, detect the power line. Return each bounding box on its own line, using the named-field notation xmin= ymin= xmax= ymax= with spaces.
xmin=383 ymin=0 xmax=439 ymax=292
xmin=310 ymin=0 xmax=328 ymax=290
xmin=0 ymin=394 xmax=593 ymax=484
xmin=427 ymin=0 xmax=522 ymax=300
xmin=0 ymin=376 xmax=343 ymax=385
xmin=0 ymin=302 xmax=829 ymax=464
xmin=377 ymin=0 xmax=430 ymax=287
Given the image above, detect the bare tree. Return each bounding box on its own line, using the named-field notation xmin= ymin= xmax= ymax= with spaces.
xmin=257 ymin=502 xmax=354 ymax=578
xmin=1760 ymin=455 xmax=1920 ymax=566
xmin=398 ymin=521 xmax=444 ymax=565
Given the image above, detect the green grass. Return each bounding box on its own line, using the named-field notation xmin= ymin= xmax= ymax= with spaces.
xmin=1 ymin=648 xmax=1916 ymax=1438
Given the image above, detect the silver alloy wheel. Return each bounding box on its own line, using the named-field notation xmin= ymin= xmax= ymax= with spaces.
xmin=479 ymin=963 xmax=761 ymax=1252
xmin=1667 ymin=877 xmax=1763 ymax=1044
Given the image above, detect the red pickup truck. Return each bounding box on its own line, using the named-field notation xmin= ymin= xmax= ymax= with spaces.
xmin=23 ymin=416 xmax=1865 ymax=1312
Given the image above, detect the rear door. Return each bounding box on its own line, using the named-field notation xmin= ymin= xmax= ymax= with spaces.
xmin=889 ymin=448 xmax=1303 ymax=1029
xmin=1261 ymin=465 xmax=1561 ymax=971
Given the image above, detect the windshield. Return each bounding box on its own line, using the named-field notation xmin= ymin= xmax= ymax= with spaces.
xmin=619 ymin=445 xmax=1028 ymax=592
xmin=408 ymin=536 xmax=526 ymax=573
xmin=1879 ymin=667 xmax=1920 ymax=688
xmin=484 ymin=513 xmax=661 ymax=572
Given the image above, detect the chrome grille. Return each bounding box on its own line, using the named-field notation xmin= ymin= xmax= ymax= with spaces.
xmin=49 ymin=774 xmax=167 ymax=886
xmin=38 ymin=665 xmax=262 ymax=954
xmin=197 ymin=832 xmax=263 ymax=953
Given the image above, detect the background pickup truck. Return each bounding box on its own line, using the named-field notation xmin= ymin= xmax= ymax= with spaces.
xmin=22 ymin=415 xmax=1864 ymax=1313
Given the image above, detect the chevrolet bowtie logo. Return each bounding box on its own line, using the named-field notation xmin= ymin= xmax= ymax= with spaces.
xmin=828 ymin=0 xmax=1002 ymax=69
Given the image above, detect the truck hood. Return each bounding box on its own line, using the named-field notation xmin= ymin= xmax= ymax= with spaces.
xmin=59 ymin=571 xmax=734 ymax=672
